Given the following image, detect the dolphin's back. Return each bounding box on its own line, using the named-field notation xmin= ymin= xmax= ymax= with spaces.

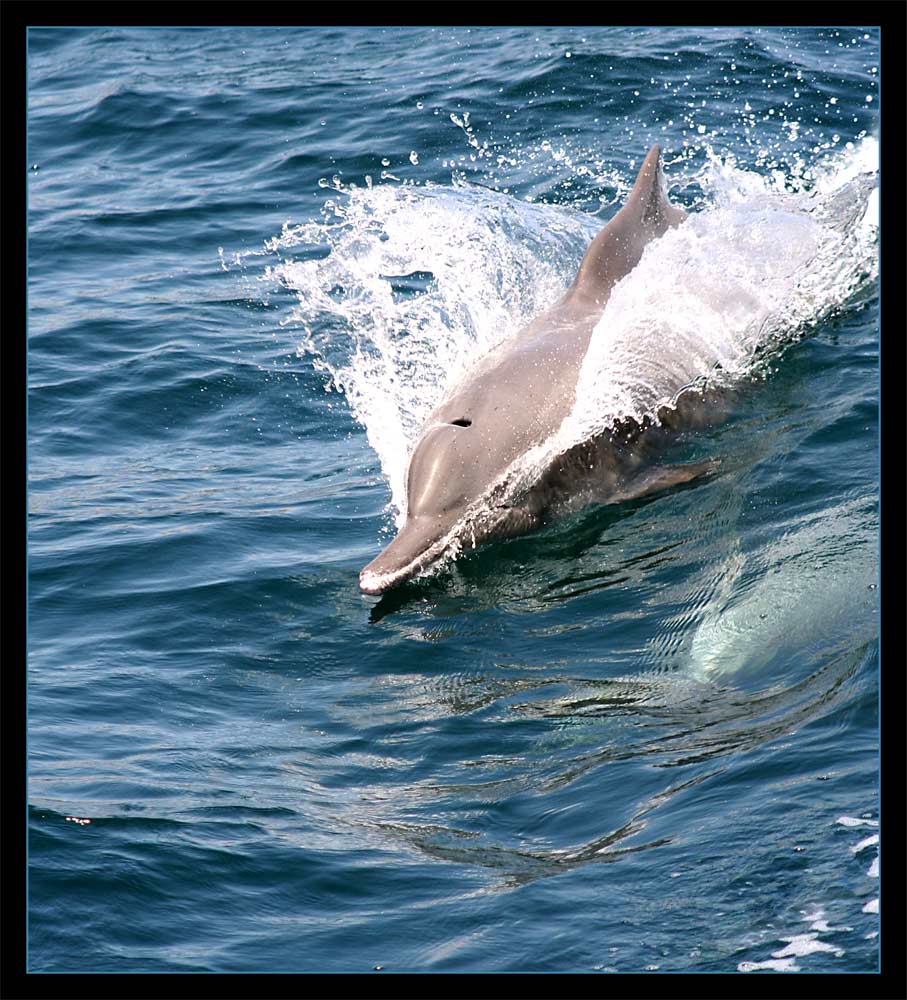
xmin=422 ymin=145 xmax=688 ymax=511
xmin=428 ymin=307 xmax=594 ymax=489
xmin=430 ymin=145 xmax=686 ymax=449
xmin=566 ymin=143 xmax=687 ymax=308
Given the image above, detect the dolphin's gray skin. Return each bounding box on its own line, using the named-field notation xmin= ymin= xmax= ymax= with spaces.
xmin=360 ymin=144 xmax=715 ymax=596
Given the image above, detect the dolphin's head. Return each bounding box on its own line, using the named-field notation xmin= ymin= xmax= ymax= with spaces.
xmin=359 ymin=420 xmax=544 ymax=595
xmin=359 ymin=420 xmax=486 ymax=594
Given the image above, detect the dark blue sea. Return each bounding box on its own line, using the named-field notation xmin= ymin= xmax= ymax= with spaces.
xmin=28 ymin=26 xmax=880 ymax=974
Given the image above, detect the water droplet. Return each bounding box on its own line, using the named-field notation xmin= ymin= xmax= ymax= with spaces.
xmin=409 ymin=150 xmax=419 ymax=165
xmin=416 ymin=101 xmax=424 ymax=110
xmin=381 ymin=157 xmax=390 ymax=167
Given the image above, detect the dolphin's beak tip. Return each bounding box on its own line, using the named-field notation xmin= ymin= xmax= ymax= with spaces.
xmin=359 ymin=516 xmax=448 ymax=596
xmin=358 ymin=570 xmax=386 ymax=596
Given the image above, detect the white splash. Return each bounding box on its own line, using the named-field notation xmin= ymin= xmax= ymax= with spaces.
xmin=740 ymin=814 xmax=879 ymax=973
xmin=270 ymin=138 xmax=877 ymax=535
xmin=272 ymin=183 xmax=591 ymax=523
xmin=738 ymin=957 xmax=800 ymax=973
xmin=836 ymin=815 xmax=879 ymax=829
xmin=771 ymin=933 xmax=844 ymax=960
xmin=544 ymin=135 xmax=878 ymax=463
xmin=851 ymin=834 xmax=879 ymax=855
xmin=803 ymin=910 xmax=851 ymax=934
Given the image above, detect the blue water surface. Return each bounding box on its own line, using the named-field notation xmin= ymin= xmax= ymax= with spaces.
xmin=28 ymin=26 xmax=880 ymax=973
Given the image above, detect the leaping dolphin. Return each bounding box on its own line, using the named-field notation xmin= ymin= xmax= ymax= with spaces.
xmin=359 ymin=144 xmax=717 ymax=596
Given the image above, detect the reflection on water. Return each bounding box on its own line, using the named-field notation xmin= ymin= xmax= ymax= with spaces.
xmin=323 ymin=637 xmax=870 ymax=888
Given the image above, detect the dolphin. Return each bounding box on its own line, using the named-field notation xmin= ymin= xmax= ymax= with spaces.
xmin=359 ymin=143 xmax=718 ymax=596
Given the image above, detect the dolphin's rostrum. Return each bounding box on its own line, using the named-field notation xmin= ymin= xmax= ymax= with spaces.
xmin=360 ymin=144 xmax=716 ymax=596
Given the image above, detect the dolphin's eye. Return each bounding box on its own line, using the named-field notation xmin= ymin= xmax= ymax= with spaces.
xmin=450 ymin=419 xmax=472 ymax=427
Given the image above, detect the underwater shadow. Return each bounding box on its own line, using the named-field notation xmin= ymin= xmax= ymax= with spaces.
xmin=365 ymin=484 xmax=702 ymax=624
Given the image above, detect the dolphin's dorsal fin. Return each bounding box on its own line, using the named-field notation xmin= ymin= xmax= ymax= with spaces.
xmin=567 ymin=143 xmax=687 ymax=307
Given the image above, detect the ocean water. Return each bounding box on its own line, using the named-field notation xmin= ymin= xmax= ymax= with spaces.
xmin=27 ymin=26 xmax=880 ymax=973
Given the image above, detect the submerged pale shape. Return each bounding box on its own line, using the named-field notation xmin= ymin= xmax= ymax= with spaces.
xmin=687 ymin=494 xmax=878 ymax=682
